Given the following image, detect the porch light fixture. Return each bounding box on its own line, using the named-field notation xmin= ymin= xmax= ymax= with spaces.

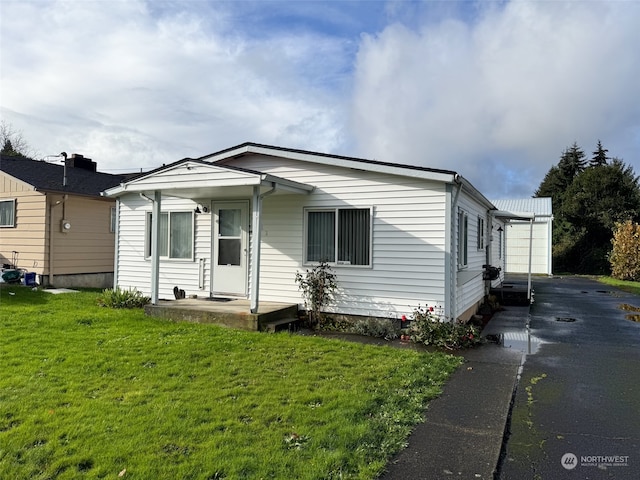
xmin=194 ymin=204 xmax=209 ymax=214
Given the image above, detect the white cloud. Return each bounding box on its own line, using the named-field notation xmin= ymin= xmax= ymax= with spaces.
xmin=351 ymin=0 xmax=640 ymax=196
xmin=2 ymin=0 xmax=639 ymax=197
xmin=1 ymin=0 xmax=349 ymax=170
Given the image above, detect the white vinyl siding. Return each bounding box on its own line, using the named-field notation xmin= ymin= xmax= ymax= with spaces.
xmin=223 ymin=155 xmax=448 ymax=318
xmin=505 ymin=220 xmax=551 ymax=275
xmin=116 ymin=195 xmax=208 ymax=299
xmin=455 ymin=191 xmax=491 ymax=320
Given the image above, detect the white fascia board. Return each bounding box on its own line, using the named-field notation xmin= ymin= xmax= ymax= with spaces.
xmin=261 ymin=174 xmax=315 ymax=194
xmin=492 ymin=210 xmax=535 ymax=221
xmin=210 ymin=144 xmax=457 ymax=184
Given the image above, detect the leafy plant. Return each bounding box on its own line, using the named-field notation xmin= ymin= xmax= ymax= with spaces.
xmin=610 ymin=220 xmax=640 ymax=281
xmin=96 ymin=286 xmax=150 ymax=308
xmin=408 ymin=306 xmax=482 ymax=350
xmin=295 ymin=261 xmax=337 ymax=328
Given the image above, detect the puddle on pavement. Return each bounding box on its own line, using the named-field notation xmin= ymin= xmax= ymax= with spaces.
xmin=619 ymin=304 xmax=640 ymax=322
xmin=491 ymin=331 xmax=543 ymax=355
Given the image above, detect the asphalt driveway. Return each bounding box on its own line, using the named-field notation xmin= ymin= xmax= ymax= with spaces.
xmin=499 ymin=276 xmax=640 ymax=479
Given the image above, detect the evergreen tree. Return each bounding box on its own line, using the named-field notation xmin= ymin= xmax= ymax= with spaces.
xmin=560 ymin=159 xmax=640 ymax=273
xmin=558 ymin=142 xmax=587 ymax=179
xmin=589 ymin=140 xmax=608 ymax=167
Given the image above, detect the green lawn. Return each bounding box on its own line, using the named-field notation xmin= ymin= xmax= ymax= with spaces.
xmin=597 ymin=276 xmax=640 ymax=296
xmin=0 ymin=287 xmax=461 ymax=479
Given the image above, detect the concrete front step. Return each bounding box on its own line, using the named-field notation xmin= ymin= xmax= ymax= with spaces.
xmin=144 ymin=299 xmax=298 ymax=332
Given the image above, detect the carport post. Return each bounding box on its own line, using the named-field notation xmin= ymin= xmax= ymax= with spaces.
xmin=527 ymin=216 xmax=534 ymax=301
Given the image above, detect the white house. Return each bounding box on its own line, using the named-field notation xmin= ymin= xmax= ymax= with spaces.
xmin=491 ymin=198 xmax=553 ymax=276
xmin=104 ymin=143 xmax=509 ymax=323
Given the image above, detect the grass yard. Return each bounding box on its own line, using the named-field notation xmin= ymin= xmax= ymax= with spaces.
xmin=598 ymin=276 xmax=640 ymax=296
xmin=0 ymin=287 xmax=461 ymax=480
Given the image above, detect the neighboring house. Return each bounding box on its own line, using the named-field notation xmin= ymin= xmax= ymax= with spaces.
xmin=0 ymin=153 xmax=126 ymax=287
xmin=491 ymin=198 xmax=553 ymax=276
xmin=105 ymin=143 xmax=509 ymax=322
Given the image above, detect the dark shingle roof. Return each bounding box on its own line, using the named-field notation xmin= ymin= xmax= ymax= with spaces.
xmin=0 ymin=154 xmax=125 ymax=197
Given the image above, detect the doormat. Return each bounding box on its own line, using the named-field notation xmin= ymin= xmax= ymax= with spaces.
xmin=206 ymin=297 xmax=234 ymax=302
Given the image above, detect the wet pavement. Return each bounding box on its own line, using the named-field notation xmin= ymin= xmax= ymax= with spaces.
xmin=499 ymin=276 xmax=640 ymax=479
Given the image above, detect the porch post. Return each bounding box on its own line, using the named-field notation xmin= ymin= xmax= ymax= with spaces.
xmin=250 ymin=186 xmax=261 ymax=313
xmin=151 ymin=190 xmax=161 ymax=305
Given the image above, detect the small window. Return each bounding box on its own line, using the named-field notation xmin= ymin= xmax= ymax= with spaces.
xmin=458 ymin=209 xmax=468 ymax=268
xmin=477 ymin=216 xmax=485 ymax=250
xmin=305 ymin=207 xmax=372 ymax=266
xmin=0 ymin=199 xmax=16 ymax=227
xmin=146 ymin=211 xmax=193 ymax=259
xmin=110 ymin=206 xmax=117 ymax=233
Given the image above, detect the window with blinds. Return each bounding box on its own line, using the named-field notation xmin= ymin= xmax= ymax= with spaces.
xmin=305 ymin=207 xmax=372 ymax=266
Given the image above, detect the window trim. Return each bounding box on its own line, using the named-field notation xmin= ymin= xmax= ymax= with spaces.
xmin=458 ymin=209 xmax=468 ymax=269
xmin=145 ymin=210 xmax=195 ymax=261
xmin=304 ymin=206 xmax=373 ymax=268
xmin=0 ymin=198 xmax=16 ymax=228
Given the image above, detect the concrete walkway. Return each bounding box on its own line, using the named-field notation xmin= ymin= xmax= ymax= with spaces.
xmin=382 ymin=304 xmax=531 ymax=479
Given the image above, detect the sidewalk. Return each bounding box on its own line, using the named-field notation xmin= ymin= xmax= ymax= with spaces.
xmin=381 ymin=305 xmax=530 ymax=479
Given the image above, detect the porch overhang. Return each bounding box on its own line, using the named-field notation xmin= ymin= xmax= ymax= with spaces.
xmin=102 ymin=160 xmax=315 ymax=199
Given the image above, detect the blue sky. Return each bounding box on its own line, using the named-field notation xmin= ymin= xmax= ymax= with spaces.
xmin=2 ymin=0 xmax=640 ymax=198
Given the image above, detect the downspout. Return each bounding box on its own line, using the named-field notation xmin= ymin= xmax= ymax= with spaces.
xmin=447 ymin=174 xmax=462 ymax=322
xmin=48 ymin=194 xmax=68 ymax=287
xmin=250 ymin=183 xmax=277 ymax=314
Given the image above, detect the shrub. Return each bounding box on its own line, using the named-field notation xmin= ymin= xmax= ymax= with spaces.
xmin=408 ymin=306 xmax=482 ymax=350
xmin=316 ymin=316 xmax=401 ymax=340
xmin=295 ymin=261 xmax=337 ymax=328
xmin=97 ymin=287 xmax=150 ymax=309
xmin=610 ymin=220 xmax=640 ymax=281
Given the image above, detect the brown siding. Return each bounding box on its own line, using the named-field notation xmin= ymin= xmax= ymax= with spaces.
xmin=0 ymin=174 xmax=47 ymax=272
xmin=50 ymin=195 xmax=116 ymax=275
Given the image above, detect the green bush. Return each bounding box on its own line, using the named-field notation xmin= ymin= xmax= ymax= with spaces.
xmin=295 ymin=261 xmax=337 ymax=329
xmin=317 ymin=315 xmax=401 ymax=340
xmin=97 ymin=287 xmax=150 ymax=309
xmin=610 ymin=220 xmax=640 ymax=281
xmin=408 ymin=306 xmax=482 ymax=350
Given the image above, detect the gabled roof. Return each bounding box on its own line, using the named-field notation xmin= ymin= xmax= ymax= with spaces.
xmin=0 ymin=154 xmax=125 ymax=197
xmin=491 ymin=198 xmax=553 ymax=217
xmin=199 ymin=142 xmax=459 ymax=183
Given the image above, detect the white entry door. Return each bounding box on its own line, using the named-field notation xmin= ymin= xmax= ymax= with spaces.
xmin=211 ymin=201 xmax=248 ymax=296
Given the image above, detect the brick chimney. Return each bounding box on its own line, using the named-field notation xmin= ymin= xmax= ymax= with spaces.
xmin=65 ymin=153 xmax=97 ymax=172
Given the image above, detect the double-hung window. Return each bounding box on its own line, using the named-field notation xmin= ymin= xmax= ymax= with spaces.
xmin=458 ymin=209 xmax=468 ymax=268
xmin=0 ymin=199 xmax=16 ymax=227
xmin=305 ymin=207 xmax=372 ymax=266
xmin=146 ymin=211 xmax=193 ymax=259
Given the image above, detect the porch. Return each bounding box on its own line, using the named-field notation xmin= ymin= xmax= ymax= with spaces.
xmin=144 ymin=298 xmax=300 ymax=332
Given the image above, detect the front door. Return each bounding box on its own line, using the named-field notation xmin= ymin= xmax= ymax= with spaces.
xmin=211 ymin=201 xmax=248 ymax=296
